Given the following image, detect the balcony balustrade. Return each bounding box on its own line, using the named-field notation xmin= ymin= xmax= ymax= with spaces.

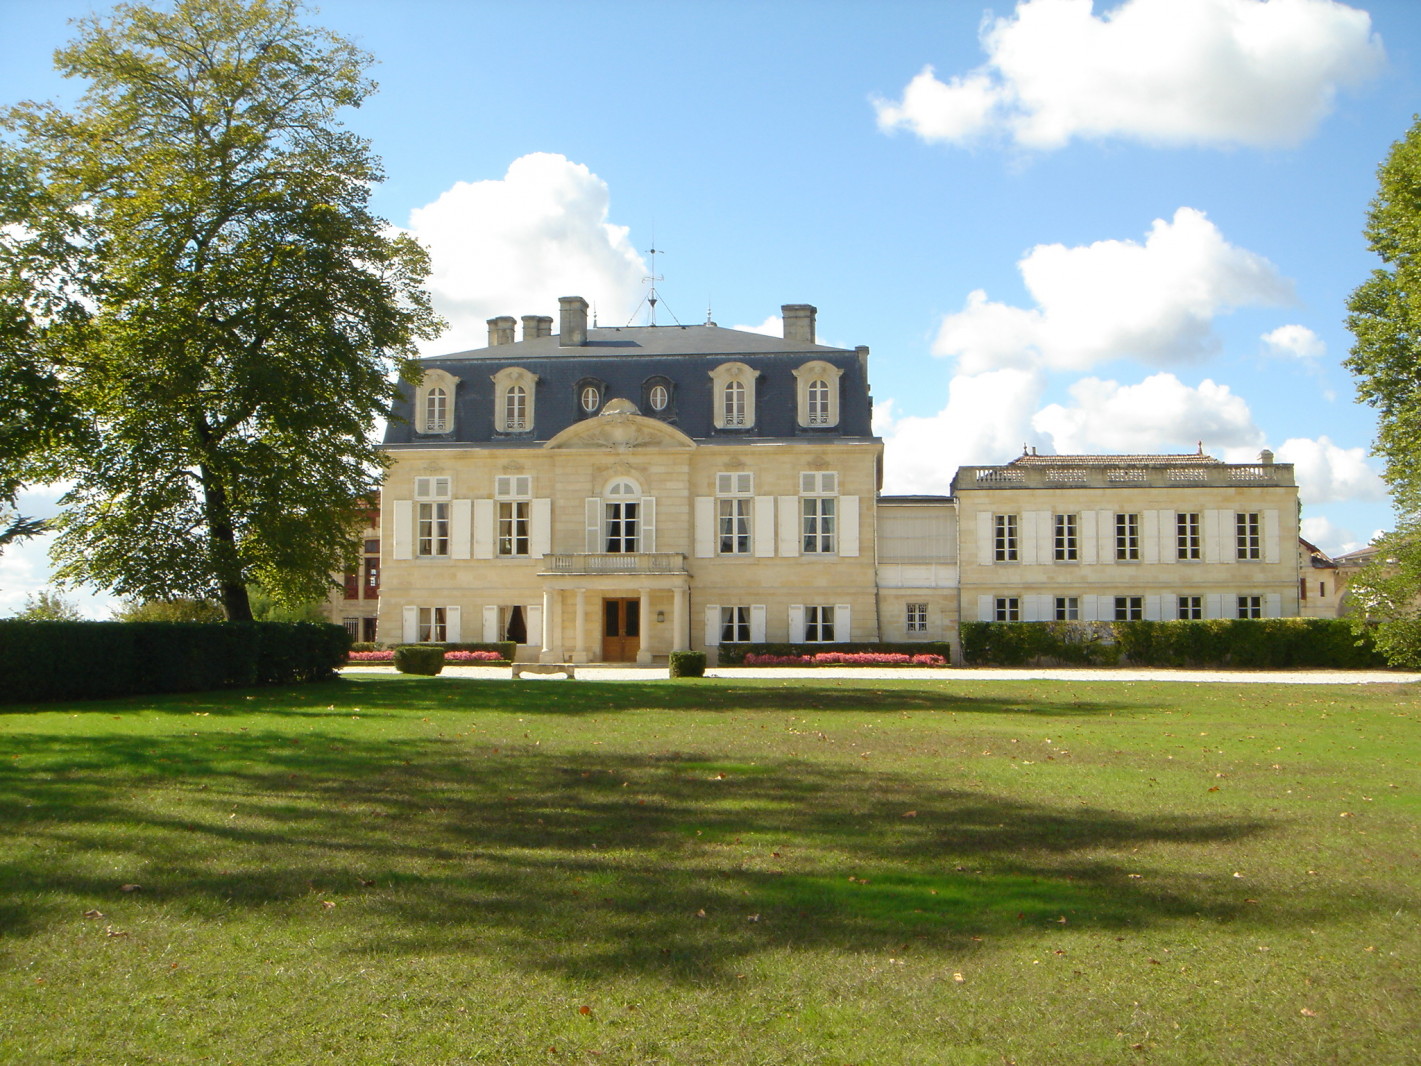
xmin=543 ymin=552 xmax=688 ymax=575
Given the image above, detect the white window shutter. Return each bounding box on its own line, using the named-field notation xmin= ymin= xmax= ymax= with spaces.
xmin=451 ymin=499 xmax=472 ymax=559
xmin=1036 ymin=511 xmax=1053 ymax=562
xmin=1144 ymin=594 xmax=1161 ymax=621
xmin=1020 ymin=511 xmax=1037 ymax=565
xmin=1082 ymin=595 xmax=1099 ymax=622
xmin=750 ymin=604 xmax=767 ymax=642
xmin=527 ymin=603 xmax=542 ymax=647
xmin=482 ymin=605 xmax=498 ymax=643
xmin=839 ymin=495 xmax=859 ymax=557
xmin=694 ymin=497 xmax=715 ymax=558
xmin=1080 ymin=510 xmax=1098 ymax=564
xmin=402 ymin=605 xmax=417 ymax=643
xmin=393 ymin=500 xmax=413 ymax=560
xmin=473 ymin=499 xmax=494 ymax=560
xmin=1022 ymin=594 xmax=1040 ymax=622
xmin=976 ymin=511 xmax=992 ymax=566
xmin=446 ymin=606 xmax=461 ymax=643
xmin=777 ymin=497 xmax=800 ymax=557
xmin=531 ymin=499 xmax=552 ymax=557
xmin=704 ymin=605 xmax=721 ymax=647
xmin=640 ymin=496 xmax=656 ymax=553
xmin=1206 ymin=593 xmax=1224 ymax=619
xmin=585 ymin=498 xmax=601 ymax=553
xmin=977 ymin=595 xmax=992 ymax=622
xmin=789 ymin=604 xmax=806 ymax=643
xmin=1264 ymin=509 xmax=1280 ymax=564
xmin=1142 ymin=511 xmax=1159 ymax=564
xmin=1097 ymin=510 xmax=1114 ymax=564
xmin=1204 ymin=510 xmax=1221 ymax=564
xmin=1161 ymin=593 xmax=1177 ymax=620
xmin=1159 ymin=511 xmax=1175 ymax=561
xmin=753 ymin=496 xmax=775 ymax=557
xmin=1266 ymin=592 xmax=1282 ymax=618
xmin=834 ymin=604 xmax=851 ymax=642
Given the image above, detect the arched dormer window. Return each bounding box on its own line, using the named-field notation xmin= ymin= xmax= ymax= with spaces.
xmin=414 ymin=368 xmax=460 ymax=436
xmin=490 ymin=366 xmax=539 ymax=434
xmin=642 ymin=375 xmax=676 ymax=421
xmin=793 ymin=360 xmax=844 ymax=429
xmin=574 ymin=376 xmax=606 ymax=420
xmin=708 ymin=362 xmax=758 ymax=430
xmin=425 ymin=387 xmax=447 ymax=432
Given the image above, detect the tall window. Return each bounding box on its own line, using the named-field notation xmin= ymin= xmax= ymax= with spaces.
xmin=994 ymin=596 xmax=1020 ymax=622
xmin=1178 ymin=595 xmax=1203 ymax=620
xmin=1114 ymin=595 xmax=1143 ymax=621
xmin=425 ymin=387 xmax=447 ymax=432
xmin=807 ymin=379 xmax=830 ymax=425
xmin=417 ymin=503 xmax=449 ymax=557
xmin=804 ymin=605 xmax=835 ymax=642
xmin=1177 ymin=513 xmax=1201 ymax=560
xmin=1115 ymin=513 xmax=1140 ymax=560
xmin=1054 ymin=596 xmax=1079 ymax=621
xmin=1054 ymin=514 xmax=1078 ymax=561
xmin=718 ymin=498 xmax=751 ymax=554
xmin=994 ymin=514 xmax=1018 ymax=562
xmin=418 ymin=607 xmax=447 ymax=642
xmin=723 ymin=380 xmax=747 ymax=425
xmin=504 ymin=384 xmax=527 ymax=430
xmin=1237 ymin=594 xmax=1263 ymax=619
xmin=721 ymin=606 xmax=751 ymax=643
xmin=801 ymin=471 xmax=837 ymax=554
xmin=906 ymin=602 xmax=928 ymax=633
xmin=604 ymin=479 xmax=640 ymax=553
xmin=1236 ymin=512 xmax=1261 ymax=560
xmin=498 ymin=501 xmax=529 ymax=556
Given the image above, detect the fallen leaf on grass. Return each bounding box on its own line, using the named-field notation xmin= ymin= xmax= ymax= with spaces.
xmin=695 ymin=909 xmax=706 ymax=918
xmin=952 ymin=973 xmax=965 ymax=983
xmin=105 ymin=926 xmax=128 ymax=938
xmin=83 ymin=909 xmax=104 ymax=919
xmin=321 ymin=900 xmax=335 ymax=909
xmin=579 ymin=1005 xmax=591 ymax=1016
xmin=1233 ymin=872 xmax=1245 ymax=879
xmin=902 ymin=810 xmax=917 ymax=818
xmin=120 ymin=884 xmax=140 ymax=893
xmin=1300 ymin=1008 xmax=1317 ymax=1017
xmin=1207 ymin=786 xmax=1220 ymax=793
xmin=1339 ymin=812 xmax=1353 ymax=818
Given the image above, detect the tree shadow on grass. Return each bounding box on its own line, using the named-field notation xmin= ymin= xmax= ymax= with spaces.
xmin=0 ymin=727 xmax=1393 ymax=984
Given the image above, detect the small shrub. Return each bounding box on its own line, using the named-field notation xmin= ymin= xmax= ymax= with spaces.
xmin=668 ymin=650 xmax=706 ymax=678
xmin=394 ymin=644 xmax=445 ymax=675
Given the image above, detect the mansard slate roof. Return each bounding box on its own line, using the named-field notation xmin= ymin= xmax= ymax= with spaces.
xmin=1006 ymin=453 xmax=1225 ymax=467
xmin=382 ymin=324 xmax=875 ymax=446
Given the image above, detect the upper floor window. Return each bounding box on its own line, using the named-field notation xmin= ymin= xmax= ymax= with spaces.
xmin=1177 ymin=512 xmax=1201 ymax=560
xmin=604 ymin=478 xmax=640 ymax=554
xmin=793 ymin=360 xmax=843 ymax=428
xmin=1053 ymin=514 xmax=1077 ymax=561
xmin=495 ymin=475 xmax=531 ymax=499
xmin=491 ymin=366 xmax=538 ymax=434
xmin=994 ymin=514 xmax=1018 ymax=562
xmin=505 ymin=385 xmax=527 ymax=430
xmin=1236 ymin=512 xmax=1261 ymax=560
xmin=717 ymin=471 xmax=753 ymax=555
xmin=801 ymin=471 xmax=837 ymax=554
xmin=709 ymin=362 xmax=757 ymax=430
xmin=415 ymin=369 xmax=460 ymax=436
xmin=415 ymin=476 xmax=451 ymax=499
xmin=425 ymin=387 xmax=447 ymax=433
xmin=807 ymin=380 xmax=830 ymax=424
xmin=1116 ymin=513 xmax=1140 ymax=561
xmin=724 ymin=380 xmax=746 ymax=425
xmin=418 ymin=502 xmax=449 ymax=557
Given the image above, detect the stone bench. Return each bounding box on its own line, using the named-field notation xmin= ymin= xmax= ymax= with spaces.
xmin=510 ymin=662 xmax=576 ymax=680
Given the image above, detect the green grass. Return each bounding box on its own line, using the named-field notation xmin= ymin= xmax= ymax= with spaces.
xmin=1 ymin=675 xmax=1418 ymax=1065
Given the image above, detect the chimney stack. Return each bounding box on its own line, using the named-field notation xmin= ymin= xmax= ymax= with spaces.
xmin=522 ymin=315 xmax=553 ymax=341
xmin=559 ymin=296 xmax=589 ymax=347
xmin=782 ymin=304 xmax=817 ymax=345
xmin=487 ymin=315 xmax=516 ymax=346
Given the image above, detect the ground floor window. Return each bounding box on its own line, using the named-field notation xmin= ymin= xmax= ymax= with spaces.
xmin=342 ymin=618 xmax=360 ymax=639
xmin=1114 ymin=596 xmax=1143 ymax=622
xmin=1178 ymin=595 xmax=1203 ymax=620
xmin=1237 ymin=595 xmax=1263 ymax=619
xmin=906 ymin=602 xmax=928 ymax=633
xmin=805 ymin=605 xmax=836 ymax=642
xmin=994 ymin=596 xmax=1019 ymax=622
xmin=501 ymin=605 xmax=528 ymax=644
xmin=419 ymin=606 xmax=447 ymax=642
xmin=1054 ymin=596 xmax=1078 ymax=621
xmin=721 ymin=606 xmax=751 ymax=644
xmin=362 ymin=617 xmax=377 ymax=643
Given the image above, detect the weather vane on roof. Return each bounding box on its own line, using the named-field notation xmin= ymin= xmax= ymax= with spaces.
xmin=626 ymin=227 xmax=682 ymax=327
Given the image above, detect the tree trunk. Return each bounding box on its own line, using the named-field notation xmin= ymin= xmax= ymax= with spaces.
xmin=197 ymin=459 xmax=253 ymax=621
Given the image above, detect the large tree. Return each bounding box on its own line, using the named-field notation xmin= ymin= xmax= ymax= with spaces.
xmin=1344 ymin=114 xmax=1421 ymax=666
xmin=6 ymin=0 xmax=440 ymax=620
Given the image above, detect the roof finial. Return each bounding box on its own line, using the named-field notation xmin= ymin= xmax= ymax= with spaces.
xmin=1023 ymin=442 xmax=1029 ymax=455
xmin=706 ymin=298 xmax=713 ymax=326
xmin=592 ymin=301 xmax=599 ymax=328
xmin=1197 ymin=440 xmax=1203 ymax=455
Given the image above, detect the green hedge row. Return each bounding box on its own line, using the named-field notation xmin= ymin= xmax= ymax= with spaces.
xmin=0 ymin=620 xmax=352 ymax=704
xmin=960 ymin=619 xmax=1386 ymax=669
xmin=715 ymin=641 xmax=955 ymax=666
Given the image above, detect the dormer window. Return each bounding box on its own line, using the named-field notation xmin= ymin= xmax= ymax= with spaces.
xmin=580 ymin=386 xmax=600 ymax=413
xmin=506 ymin=386 xmax=526 ymax=429
xmin=491 ymin=367 xmax=538 ymax=434
xmin=724 ymin=380 xmax=746 ymax=425
xmin=425 ymin=387 xmax=447 ymax=432
xmin=709 ymin=362 xmax=757 ymax=430
xmin=414 ymin=368 xmax=460 ymax=436
xmin=807 ymin=380 xmax=829 ymax=424
xmin=793 ymin=360 xmax=843 ymax=428
xmin=649 ymin=384 xmax=668 ymax=411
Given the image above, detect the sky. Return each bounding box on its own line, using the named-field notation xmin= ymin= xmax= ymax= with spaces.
xmin=1 ymin=0 xmax=1417 ymax=616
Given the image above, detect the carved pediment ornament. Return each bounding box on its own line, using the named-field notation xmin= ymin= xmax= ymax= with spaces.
xmin=810 ymin=455 xmax=828 ymax=470
xmin=544 ymin=409 xmax=696 ymax=452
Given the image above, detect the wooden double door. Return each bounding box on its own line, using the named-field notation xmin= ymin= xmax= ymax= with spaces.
xmin=602 ymin=598 xmax=640 ymax=662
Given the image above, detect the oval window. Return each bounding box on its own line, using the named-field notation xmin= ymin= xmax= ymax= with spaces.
xmin=580 ymin=386 xmax=600 ymax=412
xmin=649 ymin=384 xmax=668 ymax=411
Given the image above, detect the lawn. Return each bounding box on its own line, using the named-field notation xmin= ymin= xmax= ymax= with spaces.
xmin=0 ymin=674 xmax=1417 ymax=1065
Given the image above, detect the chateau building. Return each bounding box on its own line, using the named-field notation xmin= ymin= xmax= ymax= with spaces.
xmin=339 ymin=298 xmax=1304 ymax=660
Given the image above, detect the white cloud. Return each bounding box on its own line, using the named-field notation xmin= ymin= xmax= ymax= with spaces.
xmin=1300 ymin=515 xmax=1364 ymax=557
xmin=936 ymin=208 xmax=1292 ymax=374
xmin=1032 ymin=372 xmax=1262 ymax=454
xmin=1262 ymin=323 xmax=1326 ymax=359
xmin=402 ymin=153 xmax=647 ymax=353
xmin=1274 ymin=435 xmax=1385 ymax=505
xmin=875 ymin=0 xmax=1383 ymax=150
xmin=732 ymin=315 xmax=783 ymax=338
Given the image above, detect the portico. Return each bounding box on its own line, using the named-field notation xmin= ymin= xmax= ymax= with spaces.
xmin=538 ymin=553 xmax=690 ymax=663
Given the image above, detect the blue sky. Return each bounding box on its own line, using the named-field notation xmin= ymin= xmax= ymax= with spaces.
xmin=2 ymin=0 xmax=1417 ymax=615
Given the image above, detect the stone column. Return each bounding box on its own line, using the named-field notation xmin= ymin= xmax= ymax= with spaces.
xmin=573 ymin=588 xmax=589 ymax=663
xmin=673 ymin=585 xmax=689 ymax=651
xmin=637 ymin=586 xmax=653 ymax=664
xmin=541 ymin=589 xmax=556 ymax=662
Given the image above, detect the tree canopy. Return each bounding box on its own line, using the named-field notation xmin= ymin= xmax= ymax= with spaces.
xmin=5 ymin=0 xmax=441 ymax=620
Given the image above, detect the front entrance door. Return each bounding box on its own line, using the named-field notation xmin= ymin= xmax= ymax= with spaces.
xmin=602 ymin=598 xmax=641 ymax=662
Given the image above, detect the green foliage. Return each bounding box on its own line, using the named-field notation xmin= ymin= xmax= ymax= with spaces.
xmin=0 ymin=619 xmax=349 ymax=703
xmin=960 ymin=620 xmax=1383 ymax=669
xmin=112 ymin=598 xmax=225 ymax=623
xmin=13 ymin=589 xmax=83 ymax=621
xmin=393 ymin=644 xmax=444 ymax=676
xmin=668 ymin=650 xmax=707 ymax=678
xmin=5 ymin=0 xmax=442 ymax=620
xmin=246 ymin=585 xmax=329 ymax=624
xmin=716 ymin=641 xmax=955 ymax=666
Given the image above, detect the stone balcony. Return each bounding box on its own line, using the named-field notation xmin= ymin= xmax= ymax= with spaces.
xmin=952 ymin=462 xmax=1295 ymax=491
xmin=541 ymin=552 xmax=689 ymax=576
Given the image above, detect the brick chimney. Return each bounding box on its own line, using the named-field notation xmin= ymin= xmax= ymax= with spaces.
xmin=522 ymin=315 xmax=553 ymax=340
xmin=558 ymin=296 xmax=588 ymax=347
xmin=782 ymin=304 xmax=817 ymax=345
xmin=487 ymin=316 xmax=516 ymax=346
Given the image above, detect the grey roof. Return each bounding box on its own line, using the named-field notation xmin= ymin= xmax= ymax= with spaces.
xmin=1007 ymin=453 xmax=1224 ymax=467
xmin=383 ymin=325 xmax=875 ymax=446
xmin=878 ymin=495 xmax=956 ymax=504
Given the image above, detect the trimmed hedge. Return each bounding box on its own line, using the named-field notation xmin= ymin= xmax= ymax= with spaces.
xmin=960 ymin=619 xmax=1386 ymax=669
xmin=393 ymin=644 xmax=445 ymax=675
xmin=717 ymin=641 xmax=955 ymax=666
xmin=668 ymin=650 xmax=706 ymax=678
xmin=0 ymin=620 xmax=351 ymax=704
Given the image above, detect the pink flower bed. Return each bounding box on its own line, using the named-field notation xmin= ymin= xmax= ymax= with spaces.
xmin=346 ymin=649 xmax=507 ymax=663
xmin=742 ymin=651 xmax=947 ymax=667
xmin=348 ymin=650 xmax=394 ymax=661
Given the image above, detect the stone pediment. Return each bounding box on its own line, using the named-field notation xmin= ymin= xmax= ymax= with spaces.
xmin=544 ymin=402 xmax=695 ymax=452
